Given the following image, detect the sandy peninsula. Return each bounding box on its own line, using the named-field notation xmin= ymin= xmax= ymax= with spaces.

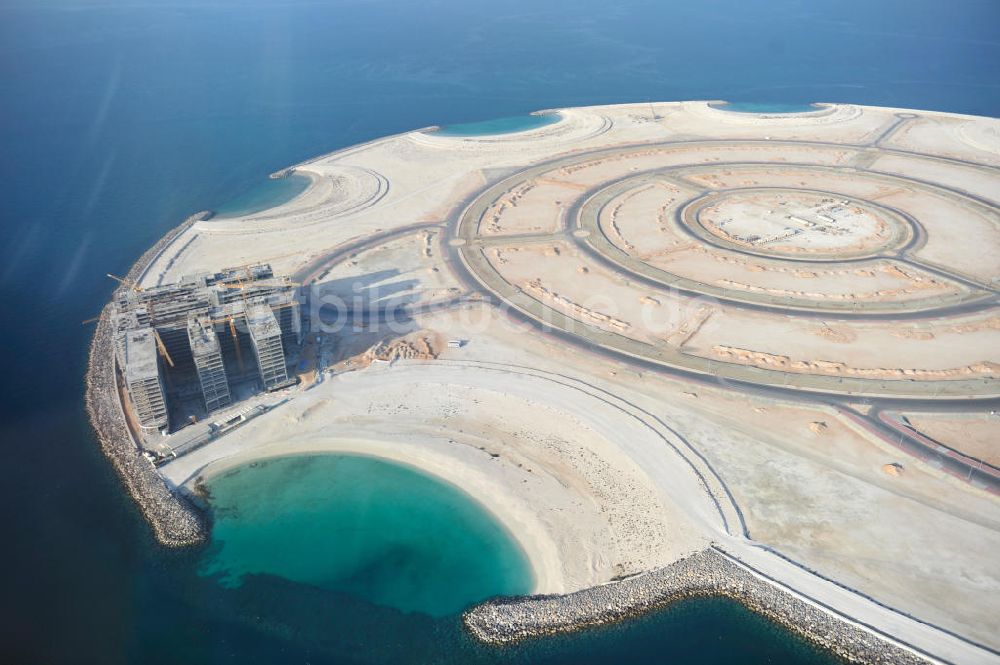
xmin=89 ymin=101 xmax=1000 ymax=665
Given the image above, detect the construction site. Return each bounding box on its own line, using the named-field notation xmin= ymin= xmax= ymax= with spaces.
xmin=108 ymin=264 xmax=302 ymax=460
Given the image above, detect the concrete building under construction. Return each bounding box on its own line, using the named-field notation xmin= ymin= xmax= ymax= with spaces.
xmin=121 ymin=329 xmax=169 ymax=432
xmin=112 ymin=264 xmax=301 ymax=434
xmin=188 ymin=314 xmax=232 ymax=413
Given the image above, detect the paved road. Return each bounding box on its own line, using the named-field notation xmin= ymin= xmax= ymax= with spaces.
xmin=294 ymin=221 xmax=443 ymax=285
xmin=842 ymin=405 xmax=1000 ymax=494
xmin=477 ymin=152 xmax=997 ymax=317
xmin=167 ymin=120 xmax=1000 ymax=662
xmin=719 ymin=542 xmax=1000 ymax=664
xmin=438 ymin=134 xmax=1000 ymax=490
xmin=568 ymin=169 xmax=997 ymax=319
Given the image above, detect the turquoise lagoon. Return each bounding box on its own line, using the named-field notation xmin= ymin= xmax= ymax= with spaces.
xmin=199 ymin=454 xmax=533 ymax=617
xmin=436 ymin=112 xmax=561 ymax=136
xmin=712 ymin=101 xmax=822 ymax=114
xmin=213 ymin=173 xmax=312 ymax=218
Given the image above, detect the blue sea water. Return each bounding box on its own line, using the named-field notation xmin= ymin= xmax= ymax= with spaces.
xmin=0 ymin=0 xmax=997 ymax=663
xmin=437 ymin=113 xmax=561 ymax=136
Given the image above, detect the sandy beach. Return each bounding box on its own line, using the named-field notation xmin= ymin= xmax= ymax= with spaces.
xmin=162 ymin=360 xmax=718 ymax=594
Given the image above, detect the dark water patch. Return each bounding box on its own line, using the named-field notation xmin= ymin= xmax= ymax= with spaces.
xmin=144 ymin=570 xmax=845 ymax=665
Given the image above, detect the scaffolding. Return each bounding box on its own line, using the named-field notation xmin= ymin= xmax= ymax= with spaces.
xmin=111 ymin=263 xmax=299 ymax=431
xmin=246 ymin=303 xmax=292 ymax=391
xmin=187 ymin=314 xmax=231 ymax=413
xmin=121 ymin=328 xmax=169 ymax=432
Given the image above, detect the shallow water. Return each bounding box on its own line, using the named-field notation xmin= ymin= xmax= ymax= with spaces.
xmin=199 ymin=454 xmax=533 ymax=617
xmin=437 ymin=113 xmax=561 ymax=136
xmin=186 ymin=455 xmax=842 ymax=665
xmin=213 ymin=173 xmax=311 ymax=218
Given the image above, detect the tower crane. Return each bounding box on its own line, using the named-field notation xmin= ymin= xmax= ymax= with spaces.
xmin=152 ymin=328 xmax=175 ymax=368
xmin=106 ymin=273 xmax=143 ymax=293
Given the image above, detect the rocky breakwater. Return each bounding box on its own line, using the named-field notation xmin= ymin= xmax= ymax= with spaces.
xmin=84 ymin=213 xmax=209 ymax=547
xmin=464 ymin=548 xmax=929 ymax=665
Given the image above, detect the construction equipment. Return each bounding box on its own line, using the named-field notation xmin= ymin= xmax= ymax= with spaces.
xmin=204 ymin=313 xmax=248 ymax=375
xmin=218 ymin=279 xmax=299 ymax=290
xmin=221 ymin=277 xmax=253 ymax=316
xmin=152 ymin=328 xmax=175 ymax=367
xmin=268 ymin=299 xmax=299 ymax=312
xmin=228 ymin=316 xmax=246 ymax=375
xmin=107 ymin=273 xmax=143 ymax=293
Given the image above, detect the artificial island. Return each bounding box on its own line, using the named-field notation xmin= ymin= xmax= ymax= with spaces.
xmin=86 ymin=101 xmax=1000 ymax=664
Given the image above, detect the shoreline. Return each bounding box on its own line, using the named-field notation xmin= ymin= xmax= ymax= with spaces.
xmin=464 ymin=547 xmax=930 ymax=665
xmin=154 ymin=359 xmax=994 ymax=662
xmin=190 ymin=447 xmax=548 ymax=591
xmin=155 ymin=359 xmax=734 ymax=597
xmin=211 ymin=171 xmax=316 ymax=221
xmin=169 ymin=435 xmax=566 ymax=594
xmin=84 ymin=210 xmax=211 ymax=548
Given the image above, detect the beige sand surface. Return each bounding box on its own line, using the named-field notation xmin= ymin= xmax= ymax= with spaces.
xmin=902 ymin=413 xmax=1000 ymax=468
xmin=162 ymin=361 xmax=714 ymax=592
xmin=883 ymin=115 xmax=1000 ymax=166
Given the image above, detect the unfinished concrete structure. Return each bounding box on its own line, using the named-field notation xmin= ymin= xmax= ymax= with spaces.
xmin=187 ymin=314 xmax=231 ymax=413
xmin=246 ymin=302 xmax=292 ymax=390
xmin=121 ymin=328 xmax=168 ymax=433
xmin=112 ymin=264 xmax=300 ymax=434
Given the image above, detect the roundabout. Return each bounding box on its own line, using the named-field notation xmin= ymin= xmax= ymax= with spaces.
xmin=684 ymin=187 xmax=910 ymax=260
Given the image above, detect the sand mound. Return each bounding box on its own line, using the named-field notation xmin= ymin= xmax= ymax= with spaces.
xmin=367 ymin=335 xmax=438 ymax=362
xmin=813 ymin=327 xmax=857 ymax=344
xmin=809 ymin=421 xmax=828 ymax=435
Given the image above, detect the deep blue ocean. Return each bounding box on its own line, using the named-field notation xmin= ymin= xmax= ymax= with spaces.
xmin=1 ymin=0 xmax=997 ymax=663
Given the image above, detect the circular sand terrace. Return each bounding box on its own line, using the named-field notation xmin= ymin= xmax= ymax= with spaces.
xmin=689 ymin=188 xmax=909 ymax=259
xmin=450 ymin=131 xmax=999 ymax=399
